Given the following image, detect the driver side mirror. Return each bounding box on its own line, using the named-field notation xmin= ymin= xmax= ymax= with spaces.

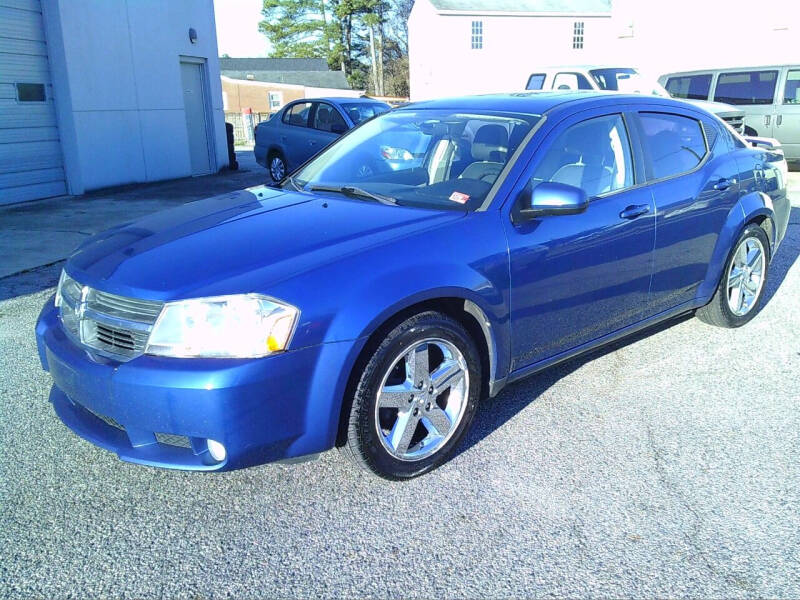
xmin=517 ymin=181 xmax=589 ymax=221
xmin=331 ymin=122 xmax=348 ymax=135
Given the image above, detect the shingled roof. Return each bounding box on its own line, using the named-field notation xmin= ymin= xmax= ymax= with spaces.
xmin=219 ymin=58 xmax=329 ymax=71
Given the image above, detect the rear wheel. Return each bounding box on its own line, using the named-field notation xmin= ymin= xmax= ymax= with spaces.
xmin=268 ymin=152 xmax=287 ymax=183
xmin=697 ymin=224 xmax=769 ymax=328
xmin=342 ymin=311 xmax=481 ymax=479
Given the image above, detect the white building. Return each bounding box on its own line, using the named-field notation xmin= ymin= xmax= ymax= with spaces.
xmin=408 ymin=0 xmax=614 ymax=100
xmin=409 ymin=0 xmax=800 ymax=102
xmin=1 ymin=0 xmax=228 ymax=205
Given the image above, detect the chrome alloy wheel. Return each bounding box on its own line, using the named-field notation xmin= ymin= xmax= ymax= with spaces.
xmin=269 ymin=156 xmax=286 ymax=181
xmin=374 ymin=338 xmax=469 ymax=462
xmin=727 ymin=237 xmax=766 ymax=316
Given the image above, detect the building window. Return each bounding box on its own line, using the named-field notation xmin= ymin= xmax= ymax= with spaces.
xmin=572 ymin=21 xmax=584 ymax=49
xmin=16 ymin=83 xmax=46 ymax=102
xmin=268 ymin=91 xmax=283 ymax=112
xmin=471 ymin=20 xmax=483 ymax=49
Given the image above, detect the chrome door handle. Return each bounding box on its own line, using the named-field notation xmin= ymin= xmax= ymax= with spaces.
xmin=765 ymin=115 xmax=771 ymax=126
xmin=776 ymin=114 xmax=783 ymax=126
xmin=619 ymin=204 xmax=650 ymax=220
xmin=713 ymin=178 xmax=731 ymax=191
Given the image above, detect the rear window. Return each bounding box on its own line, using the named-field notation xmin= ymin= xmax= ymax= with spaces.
xmin=714 ymin=70 xmax=778 ymax=105
xmin=665 ymin=74 xmax=712 ymax=100
xmin=639 ymin=112 xmax=707 ymax=180
xmin=526 ymin=74 xmax=546 ymax=90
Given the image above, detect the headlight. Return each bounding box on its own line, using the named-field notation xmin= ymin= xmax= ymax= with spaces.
xmin=145 ymin=294 xmax=299 ymax=359
xmin=55 ymin=269 xmax=83 ymax=308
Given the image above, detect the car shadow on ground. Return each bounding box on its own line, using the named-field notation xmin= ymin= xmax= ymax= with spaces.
xmin=457 ymin=206 xmax=800 ymax=458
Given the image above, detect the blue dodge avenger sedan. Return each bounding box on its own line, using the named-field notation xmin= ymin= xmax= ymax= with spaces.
xmin=36 ymin=92 xmax=790 ymax=479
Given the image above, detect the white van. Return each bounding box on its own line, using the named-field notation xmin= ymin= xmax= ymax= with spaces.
xmin=525 ymin=66 xmax=746 ymax=135
xmin=659 ymin=66 xmax=800 ymax=164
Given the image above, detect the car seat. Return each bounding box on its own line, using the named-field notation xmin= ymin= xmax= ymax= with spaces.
xmin=458 ymin=124 xmax=509 ymax=182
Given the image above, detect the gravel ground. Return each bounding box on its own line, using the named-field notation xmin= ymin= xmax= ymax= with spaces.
xmin=2 ymin=208 xmax=799 ymax=598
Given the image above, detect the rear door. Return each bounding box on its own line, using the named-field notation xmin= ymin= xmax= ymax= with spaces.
xmin=280 ymin=101 xmax=314 ymax=169
xmin=775 ymin=67 xmax=800 ymax=162
xmin=306 ymin=101 xmax=346 ymax=158
xmin=713 ymin=69 xmax=779 ymax=137
xmin=633 ymin=110 xmax=741 ymax=313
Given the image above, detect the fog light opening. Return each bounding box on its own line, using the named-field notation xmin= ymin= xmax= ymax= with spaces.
xmin=207 ymin=439 xmax=226 ymax=462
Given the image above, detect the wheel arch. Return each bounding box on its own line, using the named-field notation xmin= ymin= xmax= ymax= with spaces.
xmin=333 ymin=295 xmax=500 ymax=447
xmin=696 ymin=192 xmax=775 ymax=302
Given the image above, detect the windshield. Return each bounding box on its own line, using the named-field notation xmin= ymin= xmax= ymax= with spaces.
xmin=288 ymin=109 xmax=540 ymax=211
xmin=341 ymin=102 xmax=391 ymax=125
xmin=589 ymin=68 xmax=669 ymax=97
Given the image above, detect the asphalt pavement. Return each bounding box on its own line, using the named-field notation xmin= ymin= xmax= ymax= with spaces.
xmin=1 ymin=175 xmax=798 ymax=599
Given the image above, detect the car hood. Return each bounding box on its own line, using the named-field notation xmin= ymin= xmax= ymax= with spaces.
xmin=683 ymin=98 xmax=744 ymax=118
xmin=67 ymin=185 xmax=463 ymax=300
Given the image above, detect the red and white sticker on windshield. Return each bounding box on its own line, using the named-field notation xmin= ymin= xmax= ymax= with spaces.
xmin=449 ymin=191 xmax=470 ymax=204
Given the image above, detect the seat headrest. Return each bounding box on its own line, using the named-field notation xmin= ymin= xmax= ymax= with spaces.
xmin=472 ymin=124 xmax=508 ymax=162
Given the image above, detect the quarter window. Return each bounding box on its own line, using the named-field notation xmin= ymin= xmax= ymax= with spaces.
xmin=572 ymin=21 xmax=584 ymax=49
xmin=639 ymin=113 xmax=706 ymax=180
xmin=665 ymin=74 xmax=713 ymax=100
xmin=283 ymin=102 xmax=312 ymax=127
xmin=714 ymin=70 xmax=778 ymax=105
xmin=532 ymin=114 xmax=633 ymax=198
xmin=783 ymin=69 xmax=800 ymax=104
xmin=471 ymin=21 xmax=483 ymax=49
xmin=526 ymin=74 xmax=546 ymax=90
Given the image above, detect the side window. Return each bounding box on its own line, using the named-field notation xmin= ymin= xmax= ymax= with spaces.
xmin=532 ymin=114 xmax=634 ymax=198
xmin=639 ymin=112 xmax=707 ymax=180
xmin=714 ymin=70 xmax=778 ymax=105
xmin=282 ymin=102 xmax=312 ymax=127
xmin=665 ymin=74 xmax=712 ymax=100
xmin=552 ymin=72 xmax=593 ymax=90
xmin=312 ymin=103 xmax=347 ymax=132
xmin=783 ymin=69 xmax=800 ymax=104
xmin=526 ymin=74 xmax=546 ymax=90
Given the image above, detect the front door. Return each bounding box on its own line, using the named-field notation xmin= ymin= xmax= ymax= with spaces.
xmin=505 ymin=112 xmax=656 ymax=371
xmin=713 ymin=69 xmax=779 ymax=138
xmin=775 ymin=67 xmax=800 ymax=162
xmin=180 ymin=60 xmax=212 ymax=175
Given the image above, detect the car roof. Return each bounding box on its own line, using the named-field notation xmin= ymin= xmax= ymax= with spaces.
xmin=529 ymin=65 xmax=636 ymax=72
xmin=396 ymin=91 xmax=698 ymax=116
xmin=300 ymin=96 xmax=387 ymax=105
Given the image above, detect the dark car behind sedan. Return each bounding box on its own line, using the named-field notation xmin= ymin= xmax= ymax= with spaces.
xmin=255 ymin=96 xmax=390 ymax=182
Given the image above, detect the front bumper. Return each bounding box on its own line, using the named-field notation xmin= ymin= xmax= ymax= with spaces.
xmin=36 ymin=298 xmax=360 ymax=471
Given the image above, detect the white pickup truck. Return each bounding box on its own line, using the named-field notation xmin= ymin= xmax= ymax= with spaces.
xmin=525 ymin=66 xmax=746 ymax=135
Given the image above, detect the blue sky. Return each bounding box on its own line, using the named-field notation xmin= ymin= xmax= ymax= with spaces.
xmin=214 ymin=0 xmax=271 ymax=57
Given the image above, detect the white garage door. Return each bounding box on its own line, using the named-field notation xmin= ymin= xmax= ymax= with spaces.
xmin=0 ymin=0 xmax=66 ymax=205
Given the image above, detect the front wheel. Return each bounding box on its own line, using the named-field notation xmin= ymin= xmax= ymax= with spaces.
xmin=697 ymin=224 xmax=770 ymax=328
xmin=341 ymin=311 xmax=482 ymax=479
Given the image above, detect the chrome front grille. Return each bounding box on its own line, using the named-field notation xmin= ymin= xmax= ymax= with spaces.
xmin=89 ymin=290 xmax=164 ymax=322
xmin=57 ymin=273 xmax=163 ymax=360
xmin=723 ymin=115 xmax=745 ymax=134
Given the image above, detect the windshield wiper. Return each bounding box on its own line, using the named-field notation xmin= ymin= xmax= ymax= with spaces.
xmin=284 ymin=175 xmax=305 ymax=192
xmin=307 ymin=184 xmax=397 ymax=206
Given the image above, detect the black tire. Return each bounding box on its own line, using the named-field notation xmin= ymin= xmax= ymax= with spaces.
xmin=696 ymin=224 xmax=770 ymax=328
xmin=341 ymin=311 xmax=482 ymax=480
xmin=267 ymin=151 xmax=287 ymax=183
